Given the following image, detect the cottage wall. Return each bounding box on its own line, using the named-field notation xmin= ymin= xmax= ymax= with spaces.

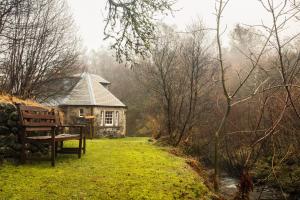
xmin=93 ymin=107 xmax=126 ymax=137
xmin=60 ymin=106 xmax=126 ymax=138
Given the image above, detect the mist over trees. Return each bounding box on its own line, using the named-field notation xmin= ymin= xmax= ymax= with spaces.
xmin=0 ymin=0 xmax=81 ymax=99
xmin=86 ymin=1 xmax=300 ymax=195
xmin=0 ymin=0 xmax=172 ymax=100
xmin=86 ymin=50 xmax=150 ymax=136
xmin=0 ymin=0 xmax=299 ymax=198
xmin=0 ymin=0 xmax=83 ymax=101
xmin=135 ymin=23 xmax=215 ymax=146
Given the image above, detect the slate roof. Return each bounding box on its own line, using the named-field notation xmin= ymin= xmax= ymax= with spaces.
xmin=73 ymin=73 xmax=111 ymax=85
xmin=59 ymin=73 xmax=126 ymax=107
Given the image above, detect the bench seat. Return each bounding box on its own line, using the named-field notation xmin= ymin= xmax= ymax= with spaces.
xmin=27 ymin=134 xmax=81 ymax=142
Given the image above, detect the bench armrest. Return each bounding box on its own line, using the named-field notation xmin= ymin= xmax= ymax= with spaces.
xmin=20 ymin=125 xmax=57 ymax=128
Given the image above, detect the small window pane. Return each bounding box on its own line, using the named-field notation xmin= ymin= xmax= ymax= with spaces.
xmin=105 ymin=111 xmax=113 ymax=126
xmin=79 ymin=108 xmax=84 ymax=117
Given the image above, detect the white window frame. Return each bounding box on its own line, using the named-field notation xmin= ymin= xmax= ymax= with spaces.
xmin=79 ymin=108 xmax=84 ymax=117
xmin=100 ymin=111 xmax=104 ymax=126
xmin=115 ymin=111 xmax=119 ymax=126
xmin=105 ymin=111 xmax=113 ymax=126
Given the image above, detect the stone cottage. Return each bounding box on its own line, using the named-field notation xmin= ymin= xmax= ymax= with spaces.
xmin=57 ymin=73 xmax=127 ymax=137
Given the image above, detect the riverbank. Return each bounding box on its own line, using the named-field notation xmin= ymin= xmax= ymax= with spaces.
xmin=219 ymin=174 xmax=288 ymax=200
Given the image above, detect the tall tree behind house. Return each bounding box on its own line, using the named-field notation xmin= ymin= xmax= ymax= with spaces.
xmin=0 ymin=0 xmax=81 ymax=99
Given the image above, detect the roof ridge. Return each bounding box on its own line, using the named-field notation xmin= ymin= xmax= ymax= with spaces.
xmin=86 ymin=73 xmax=96 ymax=105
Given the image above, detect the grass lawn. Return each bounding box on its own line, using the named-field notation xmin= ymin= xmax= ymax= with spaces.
xmin=0 ymin=137 xmax=213 ymax=200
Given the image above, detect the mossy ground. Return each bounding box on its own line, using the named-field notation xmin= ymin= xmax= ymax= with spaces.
xmin=0 ymin=137 xmax=212 ymax=200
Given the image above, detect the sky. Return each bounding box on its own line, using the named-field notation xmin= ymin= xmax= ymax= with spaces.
xmin=66 ymin=0 xmax=284 ymax=51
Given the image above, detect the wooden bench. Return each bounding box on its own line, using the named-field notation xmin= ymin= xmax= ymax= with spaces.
xmin=17 ymin=104 xmax=86 ymax=166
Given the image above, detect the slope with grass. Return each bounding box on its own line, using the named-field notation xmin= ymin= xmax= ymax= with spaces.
xmin=0 ymin=137 xmax=213 ymax=200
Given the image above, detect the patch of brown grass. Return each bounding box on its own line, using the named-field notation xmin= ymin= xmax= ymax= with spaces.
xmin=168 ymin=148 xmax=185 ymax=157
xmin=0 ymin=94 xmax=42 ymax=106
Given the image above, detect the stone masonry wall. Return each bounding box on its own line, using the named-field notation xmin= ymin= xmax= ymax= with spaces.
xmin=60 ymin=106 xmax=126 ymax=138
xmin=0 ymin=103 xmax=48 ymax=163
xmin=0 ymin=103 xmax=20 ymax=162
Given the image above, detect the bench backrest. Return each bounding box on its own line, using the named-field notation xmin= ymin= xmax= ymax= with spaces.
xmin=17 ymin=104 xmax=60 ymax=132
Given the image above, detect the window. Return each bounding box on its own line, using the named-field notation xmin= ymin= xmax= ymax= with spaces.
xmin=100 ymin=111 xmax=104 ymax=126
xmin=79 ymin=108 xmax=84 ymax=117
xmin=105 ymin=111 xmax=113 ymax=126
xmin=115 ymin=111 xmax=119 ymax=126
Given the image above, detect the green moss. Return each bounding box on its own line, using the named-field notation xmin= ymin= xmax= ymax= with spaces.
xmin=0 ymin=126 xmax=10 ymax=135
xmin=0 ymin=112 xmax=9 ymax=123
xmin=9 ymin=111 xmax=19 ymax=121
xmin=0 ymin=137 xmax=213 ymax=199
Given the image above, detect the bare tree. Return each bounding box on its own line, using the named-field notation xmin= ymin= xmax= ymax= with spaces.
xmin=135 ymin=23 xmax=214 ymax=146
xmin=213 ymin=0 xmax=274 ymax=191
xmin=0 ymin=0 xmax=81 ymax=99
xmin=0 ymin=0 xmax=22 ymax=35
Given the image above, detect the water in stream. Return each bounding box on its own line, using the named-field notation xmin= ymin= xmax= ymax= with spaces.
xmin=219 ymin=175 xmax=290 ymax=200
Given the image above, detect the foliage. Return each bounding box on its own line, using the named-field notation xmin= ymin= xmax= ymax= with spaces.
xmin=0 ymin=138 xmax=213 ymax=199
xmin=104 ymin=0 xmax=174 ymax=62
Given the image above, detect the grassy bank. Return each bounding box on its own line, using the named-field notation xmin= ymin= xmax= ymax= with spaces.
xmin=0 ymin=137 xmax=213 ymax=200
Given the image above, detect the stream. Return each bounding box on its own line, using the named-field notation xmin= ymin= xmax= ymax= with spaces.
xmin=219 ymin=174 xmax=293 ymax=200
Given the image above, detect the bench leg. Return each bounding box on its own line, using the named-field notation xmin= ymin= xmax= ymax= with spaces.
xmin=78 ymin=127 xmax=83 ymax=158
xmin=20 ymin=130 xmax=26 ymax=164
xmin=51 ymin=127 xmax=57 ymax=167
xmin=51 ymin=140 xmax=55 ymax=167
xmin=55 ymin=142 xmax=58 ymax=157
xmin=78 ymin=138 xmax=82 ymax=158
xmin=83 ymin=134 xmax=86 ymax=154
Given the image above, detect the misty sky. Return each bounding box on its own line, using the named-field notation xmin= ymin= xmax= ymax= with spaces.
xmin=66 ymin=0 xmax=291 ymax=51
